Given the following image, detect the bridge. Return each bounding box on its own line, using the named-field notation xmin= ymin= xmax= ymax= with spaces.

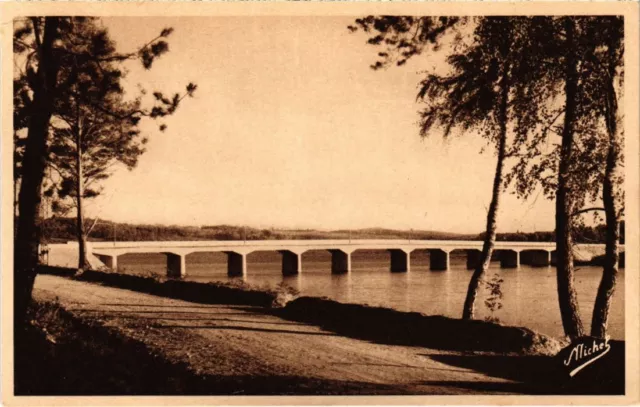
xmin=50 ymin=239 xmax=624 ymax=278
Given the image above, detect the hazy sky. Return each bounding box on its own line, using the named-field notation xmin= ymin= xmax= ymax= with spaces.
xmin=88 ymin=16 xmax=556 ymax=233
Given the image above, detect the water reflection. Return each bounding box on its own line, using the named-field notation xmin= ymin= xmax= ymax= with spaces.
xmin=283 ymin=273 xmax=302 ymax=293
xmin=388 ymin=271 xmax=410 ymax=310
xmin=329 ymin=272 xmax=352 ymax=303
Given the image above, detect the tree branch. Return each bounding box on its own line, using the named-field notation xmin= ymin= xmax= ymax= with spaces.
xmin=30 ymin=18 xmax=42 ymax=50
xmin=572 ymin=207 xmax=605 ymax=217
xmin=86 ymin=217 xmax=101 ymax=236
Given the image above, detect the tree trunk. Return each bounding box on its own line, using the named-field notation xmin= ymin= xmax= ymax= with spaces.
xmin=75 ymin=124 xmax=89 ymax=272
xmin=462 ymin=66 xmax=510 ymax=320
xmin=591 ymin=149 xmax=619 ymax=338
xmin=14 ymin=17 xmax=60 ymax=328
xmin=555 ymin=17 xmax=584 ymax=339
xmin=14 ymin=177 xmax=19 ymax=237
xmin=591 ymin=49 xmax=621 ymax=338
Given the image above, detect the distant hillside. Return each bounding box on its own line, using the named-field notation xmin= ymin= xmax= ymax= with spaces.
xmin=263 ymin=227 xmax=477 ymax=241
xmin=38 ymin=217 xmax=611 ymax=243
xmin=39 ymin=218 xmax=474 ymax=243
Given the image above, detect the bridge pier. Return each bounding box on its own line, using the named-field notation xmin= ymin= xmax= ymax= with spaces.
xmin=521 ymin=250 xmax=551 ymax=267
xmin=96 ymin=254 xmax=118 ymax=270
xmin=389 ymin=249 xmax=411 ymax=272
xmin=466 ymin=249 xmax=482 ymax=270
xmin=430 ymin=249 xmax=450 ymax=271
xmin=329 ymin=249 xmax=351 ymax=274
xmin=225 ymin=251 xmax=247 ymax=277
xmin=500 ymin=250 xmax=520 ymax=268
xmin=166 ymin=253 xmax=186 ymax=278
xmin=280 ymin=250 xmax=302 ymax=276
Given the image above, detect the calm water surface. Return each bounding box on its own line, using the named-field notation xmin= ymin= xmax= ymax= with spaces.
xmin=118 ymin=250 xmax=625 ymax=340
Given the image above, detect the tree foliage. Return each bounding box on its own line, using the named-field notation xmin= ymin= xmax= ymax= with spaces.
xmin=13 ymin=16 xmax=196 ymax=319
xmin=350 ymin=15 xmax=625 ymax=338
xmin=351 ymin=17 xmax=542 ymax=320
xmin=14 ymin=17 xmax=197 ymax=192
xmin=348 ymin=16 xmax=463 ymax=70
xmin=505 ymin=17 xmax=624 ymax=216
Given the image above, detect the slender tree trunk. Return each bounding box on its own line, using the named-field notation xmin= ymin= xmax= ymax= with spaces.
xmin=14 ymin=177 xmax=19 ymax=236
xmin=555 ymin=17 xmax=584 ymax=339
xmin=75 ymin=124 xmax=89 ymax=272
xmin=590 ymin=144 xmax=619 ymax=338
xmin=14 ymin=17 xmax=60 ymax=328
xmin=462 ymin=67 xmax=510 ymax=320
xmin=591 ymin=57 xmax=621 ymax=338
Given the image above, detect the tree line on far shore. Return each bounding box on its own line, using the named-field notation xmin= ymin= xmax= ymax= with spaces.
xmin=37 ymin=217 xmax=616 ymax=244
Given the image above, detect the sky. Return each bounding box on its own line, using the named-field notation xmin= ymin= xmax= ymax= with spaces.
xmin=86 ymin=16 xmax=557 ymax=234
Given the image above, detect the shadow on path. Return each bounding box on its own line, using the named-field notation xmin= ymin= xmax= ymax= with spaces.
xmin=426 ymin=354 xmax=554 ymax=384
xmin=424 ymin=344 xmax=625 ymax=395
xmin=117 ymin=315 xmax=304 ymax=325
xmin=331 ymin=362 xmax=423 ymax=369
xmin=70 ymin=309 xmax=246 ymax=315
xmin=414 ymin=380 xmax=538 ymax=394
xmin=153 ymin=324 xmax=337 ymax=337
xmin=70 ymin=308 xmax=305 ymax=325
xmin=16 ymin=301 xmax=400 ymax=396
xmin=98 ymin=303 xmax=251 ymax=309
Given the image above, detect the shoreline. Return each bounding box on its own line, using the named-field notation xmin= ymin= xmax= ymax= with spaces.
xmin=41 ymin=266 xmax=564 ymax=355
xmin=19 ymin=270 xmax=625 ymax=395
xmin=46 ymin=255 xmax=626 ymax=341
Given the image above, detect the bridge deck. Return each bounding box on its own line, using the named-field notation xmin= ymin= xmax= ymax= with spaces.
xmin=83 ymin=239 xmax=611 ymax=252
xmin=44 ymin=240 xmax=623 ymax=278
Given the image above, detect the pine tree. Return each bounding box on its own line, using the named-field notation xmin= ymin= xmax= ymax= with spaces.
xmin=13 ymin=17 xmax=196 ymax=323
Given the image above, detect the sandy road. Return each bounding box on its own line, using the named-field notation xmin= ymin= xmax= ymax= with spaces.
xmin=33 ymin=274 xmax=530 ymax=395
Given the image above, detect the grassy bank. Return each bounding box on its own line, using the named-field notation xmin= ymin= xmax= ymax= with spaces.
xmin=41 ymin=266 xmax=291 ymax=307
xmin=275 ymin=297 xmax=562 ymax=355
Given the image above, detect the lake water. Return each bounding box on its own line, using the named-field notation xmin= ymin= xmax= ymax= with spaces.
xmin=117 ymin=250 xmax=625 ymax=340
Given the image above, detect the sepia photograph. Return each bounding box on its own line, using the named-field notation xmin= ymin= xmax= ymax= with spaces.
xmin=1 ymin=1 xmax=639 ymax=405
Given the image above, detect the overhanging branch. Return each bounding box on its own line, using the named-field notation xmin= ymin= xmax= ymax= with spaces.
xmin=571 ymin=207 xmax=605 ymax=217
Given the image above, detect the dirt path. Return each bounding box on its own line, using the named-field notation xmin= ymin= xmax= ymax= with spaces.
xmin=33 ymin=274 xmax=532 ymax=395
